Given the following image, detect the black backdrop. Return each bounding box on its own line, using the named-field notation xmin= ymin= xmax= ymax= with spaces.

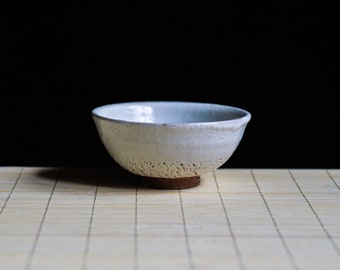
xmin=2 ymin=1 xmax=339 ymax=169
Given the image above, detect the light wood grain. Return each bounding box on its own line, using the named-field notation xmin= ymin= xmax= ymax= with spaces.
xmin=0 ymin=167 xmax=339 ymax=270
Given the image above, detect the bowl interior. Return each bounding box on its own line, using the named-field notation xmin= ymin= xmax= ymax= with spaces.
xmin=92 ymin=101 xmax=250 ymax=124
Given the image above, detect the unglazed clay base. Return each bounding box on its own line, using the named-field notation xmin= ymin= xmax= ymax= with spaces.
xmin=140 ymin=176 xmax=201 ymax=189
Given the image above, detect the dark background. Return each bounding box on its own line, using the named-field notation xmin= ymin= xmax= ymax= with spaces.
xmin=1 ymin=1 xmax=339 ymax=169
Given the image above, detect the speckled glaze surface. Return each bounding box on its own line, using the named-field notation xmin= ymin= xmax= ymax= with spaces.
xmin=92 ymin=101 xmax=251 ymax=187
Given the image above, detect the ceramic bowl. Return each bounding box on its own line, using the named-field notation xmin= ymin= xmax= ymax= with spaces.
xmin=92 ymin=101 xmax=251 ymax=189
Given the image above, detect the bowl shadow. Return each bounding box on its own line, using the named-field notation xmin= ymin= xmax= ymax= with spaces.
xmin=36 ymin=166 xmax=141 ymax=190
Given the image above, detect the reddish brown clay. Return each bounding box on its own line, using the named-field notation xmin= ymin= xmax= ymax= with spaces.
xmin=140 ymin=176 xmax=201 ymax=189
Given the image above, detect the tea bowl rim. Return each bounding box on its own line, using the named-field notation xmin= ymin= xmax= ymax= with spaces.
xmin=91 ymin=100 xmax=251 ymax=127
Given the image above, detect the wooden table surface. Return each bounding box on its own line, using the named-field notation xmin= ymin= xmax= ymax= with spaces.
xmin=0 ymin=167 xmax=339 ymax=270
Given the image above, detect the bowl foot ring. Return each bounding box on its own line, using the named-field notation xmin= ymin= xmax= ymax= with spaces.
xmin=140 ymin=176 xmax=201 ymax=189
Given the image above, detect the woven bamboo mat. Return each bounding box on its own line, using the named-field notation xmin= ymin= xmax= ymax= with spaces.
xmin=0 ymin=167 xmax=339 ymax=270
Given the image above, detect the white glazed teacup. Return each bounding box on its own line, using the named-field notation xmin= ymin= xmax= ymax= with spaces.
xmin=92 ymin=101 xmax=251 ymax=189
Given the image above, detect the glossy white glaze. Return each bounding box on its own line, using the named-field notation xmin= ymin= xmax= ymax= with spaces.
xmin=92 ymin=101 xmax=251 ymax=179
